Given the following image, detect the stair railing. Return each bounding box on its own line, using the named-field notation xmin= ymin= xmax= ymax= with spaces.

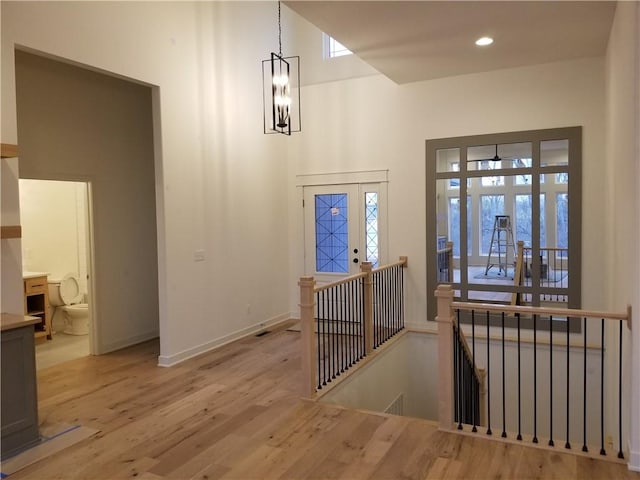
xmin=300 ymin=256 xmax=407 ymax=397
xmin=436 ymin=284 xmax=632 ymax=458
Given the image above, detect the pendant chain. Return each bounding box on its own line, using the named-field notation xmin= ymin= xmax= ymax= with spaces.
xmin=278 ymin=1 xmax=282 ymax=57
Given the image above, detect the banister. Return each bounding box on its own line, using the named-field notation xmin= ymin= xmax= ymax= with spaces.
xmin=314 ymin=272 xmax=367 ymax=293
xmin=452 ymin=301 xmax=630 ymax=328
xmin=372 ymin=256 xmax=408 ymax=273
xmin=523 ymin=246 xmax=569 ymax=252
xmin=314 ymin=256 xmax=408 ymax=293
xmin=302 ymin=256 xmax=408 ymax=394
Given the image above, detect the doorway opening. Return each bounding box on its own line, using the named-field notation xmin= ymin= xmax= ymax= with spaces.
xmin=19 ymin=179 xmax=94 ymax=369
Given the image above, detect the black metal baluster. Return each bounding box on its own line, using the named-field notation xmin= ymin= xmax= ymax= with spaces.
xmin=340 ymin=283 xmax=345 ymax=373
xmin=618 ymin=319 xmax=624 ymax=459
xmin=393 ymin=267 xmax=398 ymax=334
xmin=352 ymin=279 xmax=357 ymax=362
xmin=335 ymin=286 xmax=339 ymax=375
xmin=321 ymin=290 xmax=327 ymax=386
xmin=373 ymin=273 xmax=378 ymax=348
xmin=533 ymin=314 xmax=538 ymax=443
xmin=600 ymin=318 xmax=606 ymax=456
xmin=457 ymin=310 xmax=463 ymax=430
xmin=378 ymin=271 xmax=382 ymax=346
xmin=453 ymin=318 xmax=459 ymax=426
xmin=565 ymin=315 xmax=571 ymax=449
xmin=316 ymin=292 xmax=321 ymax=389
xmin=582 ymin=317 xmax=588 ymax=452
xmin=383 ymin=270 xmax=387 ymax=340
xmin=327 ymin=287 xmax=336 ymax=382
xmin=501 ymin=311 xmax=506 ymax=438
xmin=347 ymin=281 xmax=352 ymax=368
xmin=336 ymin=285 xmax=341 ymax=375
xmin=486 ymin=310 xmax=492 ymax=435
xmin=383 ymin=270 xmax=388 ymax=342
xmin=389 ymin=269 xmax=393 ymax=336
xmin=360 ymin=278 xmax=364 ymax=356
xmin=549 ymin=316 xmax=554 ymax=447
xmin=400 ymin=266 xmax=405 ymax=330
xmin=397 ymin=266 xmax=401 ymax=332
xmin=359 ymin=278 xmax=364 ymax=358
xmin=327 ymin=288 xmax=335 ymax=376
xmin=517 ymin=312 xmax=522 ymax=441
xmin=472 ymin=310 xmax=477 ymax=432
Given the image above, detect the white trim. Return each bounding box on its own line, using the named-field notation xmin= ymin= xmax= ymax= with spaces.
xmin=156 ymin=313 xmax=292 ymax=367
xmin=629 ymin=449 xmax=640 ymax=472
xmin=296 ymin=170 xmax=388 ymax=187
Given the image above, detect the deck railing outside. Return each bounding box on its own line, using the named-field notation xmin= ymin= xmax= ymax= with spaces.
xmin=436 ymin=284 xmax=631 ymax=458
xmin=437 ymin=241 xmax=454 ymax=284
xmin=300 ymin=257 xmax=407 ymax=396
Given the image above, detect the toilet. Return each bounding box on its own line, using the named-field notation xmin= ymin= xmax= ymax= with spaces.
xmin=48 ymin=274 xmax=89 ymax=335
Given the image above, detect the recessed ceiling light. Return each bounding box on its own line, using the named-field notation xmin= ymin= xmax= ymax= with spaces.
xmin=475 ymin=36 xmax=494 ymax=46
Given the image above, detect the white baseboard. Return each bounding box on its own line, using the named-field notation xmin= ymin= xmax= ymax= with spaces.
xmin=157 ymin=312 xmax=292 ymax=367
xmin=98 ymin=329 xmax=159 ymax=355
xmin=629 ymin=449 xmax=640 ymax=472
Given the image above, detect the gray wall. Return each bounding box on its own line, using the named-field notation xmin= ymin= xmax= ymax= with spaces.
xmin=15 ymin=50 xmax=159 ymax=353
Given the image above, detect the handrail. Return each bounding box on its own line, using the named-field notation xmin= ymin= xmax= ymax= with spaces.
xmin=453 ymin=301 xmax=631 ymax=328
xmin=314 ymin=272 xmax=367 ymax=293
xmin=314 ymin=257 xmax=408 ymax=294
xmin=373 ymin=256 xmax=408 ymax=273
xmin=524 ymin=246 xmax=569 ymax=253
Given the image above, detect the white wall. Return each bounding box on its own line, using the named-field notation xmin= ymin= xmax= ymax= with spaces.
xmin=320 ymin=334 xmax=410 ymax=415
xmin=1 ymin=1 xmax=292 ymax=362
xmin=19 ymin=180 xmax=88 ymax=293
xmin=288 ymin=57 xmax=607 ymax=325
xmin=605 ymin=1 xmax=640 ymax=471
xmin=320 ymin=332 xmax=439 ymax=421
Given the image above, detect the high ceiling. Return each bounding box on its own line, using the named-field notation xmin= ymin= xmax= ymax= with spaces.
xmin=284 ymin=1 xmax=617 ymax=84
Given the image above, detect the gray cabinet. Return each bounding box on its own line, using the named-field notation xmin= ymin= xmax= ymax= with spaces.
xmin=1 ymin=315 xmax=40 ymax=458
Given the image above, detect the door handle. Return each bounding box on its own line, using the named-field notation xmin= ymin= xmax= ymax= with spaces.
xmin=353 ymin=258 xmax=359 ymax=264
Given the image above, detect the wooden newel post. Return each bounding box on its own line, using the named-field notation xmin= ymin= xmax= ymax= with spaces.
xmin=361 ymin=262 xmax=374 ymax=355
xmin=299 ymin=276 xmax=316 ymax=397
xmin=435 ymin=284 xmax=455 ymax=430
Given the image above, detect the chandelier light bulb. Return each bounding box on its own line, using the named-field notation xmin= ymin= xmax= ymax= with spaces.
xmin=475 ymin=36 xmax=494 ymax=46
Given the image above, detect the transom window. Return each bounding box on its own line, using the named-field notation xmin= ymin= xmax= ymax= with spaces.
xmin=323 ymin=33 xmax=353 ymax=59
xmin=426 ymin=128 xmax=582 ymax=324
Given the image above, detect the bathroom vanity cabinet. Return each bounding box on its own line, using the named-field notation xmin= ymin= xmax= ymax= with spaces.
xmin=1 ymin=313 xmax=40 ymax=458
xmin=23 ymin=273 xmax=51 ymax=341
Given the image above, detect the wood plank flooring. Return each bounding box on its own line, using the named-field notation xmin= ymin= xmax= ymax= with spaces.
xmin=11 ymin=322 xmax=638 ymax=479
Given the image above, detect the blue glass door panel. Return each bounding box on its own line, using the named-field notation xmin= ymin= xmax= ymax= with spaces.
xmin=315 ymin=193 xmax=349 ymax=273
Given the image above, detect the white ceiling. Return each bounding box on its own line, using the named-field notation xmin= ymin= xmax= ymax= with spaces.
xmin=284 ymin=1 xmax=617 ymax=84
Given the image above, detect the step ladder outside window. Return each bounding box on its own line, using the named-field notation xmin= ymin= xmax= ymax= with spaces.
xmin=484 ymin=215 xmax=517 ymax=278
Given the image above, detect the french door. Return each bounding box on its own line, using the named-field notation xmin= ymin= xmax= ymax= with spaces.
xmin=303 ymin=184 xmax=383 ymax=285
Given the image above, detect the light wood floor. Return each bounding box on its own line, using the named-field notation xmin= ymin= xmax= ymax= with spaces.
xmin=13 ymin=322 xmax=638 ymax=479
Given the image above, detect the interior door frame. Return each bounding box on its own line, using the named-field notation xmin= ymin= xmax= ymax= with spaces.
xmin=18 ymin=176 xmax=97 ymax=355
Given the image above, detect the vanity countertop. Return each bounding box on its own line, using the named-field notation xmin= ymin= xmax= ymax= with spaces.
xmin=1 ymin=313 xmax=40 ymax=332
xmin=22 ymin=271 xmax=49 ymax=279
